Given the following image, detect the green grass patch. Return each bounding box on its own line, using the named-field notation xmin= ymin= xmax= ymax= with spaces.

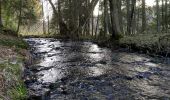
xmin=119 ymin=33 xmax=170 ymax=56
xmin=0 ymin=60 xmax=27 ymax=100
xmin=0 ymin=39 xmax=29 ymax=49
xmin=1 ymin=27 xmax=18 ymax=36
xmin=7 ymin=82 xmax=27 ymax=100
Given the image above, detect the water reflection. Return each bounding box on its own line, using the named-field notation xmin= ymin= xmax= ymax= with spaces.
xmin=37 ymin=68 xmax=64 ymax=83
xmin=25 ymin=38 xmax=170 ymax=100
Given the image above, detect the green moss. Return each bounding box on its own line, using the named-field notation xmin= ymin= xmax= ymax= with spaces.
xmin=0 ymin=39 xmax=29 ymax=49
xmin=119 ymin=33 xmax=170 ymax=55
xmin=1 ymin=60 xmax=27 ymax=100
xmin=0 ymin=63 xmax=6 ymax=71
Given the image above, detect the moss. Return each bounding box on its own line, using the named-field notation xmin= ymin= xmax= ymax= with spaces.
xmin=0 ymin=28 xmax=28 ymax=99
xmin=0 ymin=63 xmax=6 ymax=71
xmin=1 ymin=27 xmax=18 ymax=36
xmin=0 ymin=60 xmax=28 ymax=100
xmin=119 ymin=33 xmax=170 ymax=56
xmin=0 ymin=39 xmax=29 ymax=49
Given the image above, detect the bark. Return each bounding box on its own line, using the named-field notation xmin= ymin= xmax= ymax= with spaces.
xmin=91 ymin=13 xmax=94 ymax=36
xmin=156 ymin=0 xmax=160 ymax=32
xmin=95 ymin=12 xmax=100 ymax=39
xmin=142 ymin=0 xmax=146 ymax=33
xmin=72 ymin=0 xmax=99 ymax=35
xmin=109 ymin=0 xmax=121 ymax=39
xmin=48 ymin=0 xmax=99 ymax=38
xmin=165 ymin=0 xmax=168 ymax=32
xmin=48 ymin=0 xmax=69 ymax=36
xmin=47 ymin=16 xmax=50 ymax=34
xmin=162 ymin=0 xmax=164 ymax=31
xmin=129 ymin=0 xmax=136 ymax=34
xmin=16 ymin=0 xmax=22 ymax=34
xmin=42 ymin=1 xmax=46 ymax=34
xmin=104 ymin=0 xmax=108 ymax=36
xmin=0 ymin=0 xmax=3 ymax=28
xmin=126 ymin=0 xmax=130 ymax=34
xmin=117 ymin=0 xmax=123 ymax=33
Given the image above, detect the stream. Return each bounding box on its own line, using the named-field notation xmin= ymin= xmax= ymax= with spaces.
xmin=24 ymin=38 xmax=170 ymax=100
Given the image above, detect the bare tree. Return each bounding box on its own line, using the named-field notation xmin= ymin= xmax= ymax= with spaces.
xmin=142 ymin=0 xmax=146 ymax=33
xmin=156 ymin=0 xmax=160 ymax=32
xmin=109 ymin=0 xmax=121 ymax=39
xmin=16 ymin=0 xmax=23 ymax=34
xmin=0 ymin=0 xmax=3 ymax=28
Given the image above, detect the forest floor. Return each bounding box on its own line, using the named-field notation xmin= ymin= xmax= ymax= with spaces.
xmin=119 ymin=33 xmax=170 ymax=57
xmin=0 ymin=30 xmax=30 ymax=100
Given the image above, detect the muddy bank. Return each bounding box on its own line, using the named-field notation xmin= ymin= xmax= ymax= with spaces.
xmin=0 ymin=45 xmax=31 ymax=100
xmin=24 ymin=38 xmax=170 ymax=100
xmin=0 ymin=31 xmax=30 ymax=100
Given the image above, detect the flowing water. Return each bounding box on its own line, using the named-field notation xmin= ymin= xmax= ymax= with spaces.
xmin=24 ymin=38 xmax=170 ymax=100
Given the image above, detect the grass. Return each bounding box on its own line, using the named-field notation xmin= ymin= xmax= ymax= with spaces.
xmin=0 ymin=61 xmax=28 ymax=100
xmin=119 ymin=33 xmax=170 ymax=56
xmin=0 ymin=28 xmax=29 ymax=49
xmin=0 ymin=39 xmax=29 ymax=49
xmin=8 ymin=83 xmax=27 ymax=100
xmin=0 ymin=28 xmax=29 ymax=100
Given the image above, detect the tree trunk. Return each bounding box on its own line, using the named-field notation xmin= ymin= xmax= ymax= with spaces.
xmin=156 ymin=0 xmax=161 ymax=32
xmin=95 ymin=10 xmax=100 ymax=39
xmin=47 ymin=15 xmax=50 ymax=34
xmin=109 ymin=0 xmax=121 ymax=39
xmin=126 ymin=0 xmax=130 ymax=34
xmin=42 ymin=0 xmax=46 ymax=34
xmin=117 ymin=0 xmax=123 ymax=33
xmin=165 ymin=0 xmax=168 ymax=32
xmin=48 ymin=0 xmax=68 ymax=36
xmin=142 ymin=0 xmax=146 ymax=33
xmin=129 ymin=0 xmax=136 ymax=34
xmin=104 ymin=0 xmax=109 ymax=36
xmin=0 ymin=0 xmax=3 ymax=28
xmin=161 ymin=0 xmax=164 ymax=31
xmin=16 ymin=0 xmax=23 ymax=35
xmin=71 ymin=0 xmax=99 ymax=35
xmin=91 ymin=12 xmax=94 ymax=36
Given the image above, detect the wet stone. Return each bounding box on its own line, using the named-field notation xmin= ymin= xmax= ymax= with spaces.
xmin=136 ymin=72 xmax=152 ymax=79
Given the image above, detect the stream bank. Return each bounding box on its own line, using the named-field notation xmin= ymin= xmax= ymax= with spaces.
xmin=0 ymin=30 xmax=30 ymax=100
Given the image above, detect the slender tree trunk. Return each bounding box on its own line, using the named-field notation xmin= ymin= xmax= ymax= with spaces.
xmin=126 ymin=0 xmax=130 ymax=34
xmin=118 ymin=0 xmax=123 ymax=33
xmin=87 ymin=0 xmax=91 ymax=36
xmin=132 ymin=0 xmax=137 ymax=34
xmin=109 ymin=0 xmax=121 ymax=39
xmin=165 ymin=0 xmax=168 ymax=32
xmin=47 ymin=15 xmax=50 ymax=34
xmin=136 ymin=6 xmax=140 ymax=33
xmin=129 ymin=0 xmax=136 ymax=34
xmin=92 ymin=12 xmax=94 ymax=36
xmin=0 ymin=0 xmax=3 ymax=28
xmin=162 ymin=0 xmax=165 ymax=31
xmin=95 ymin=10 xmax=100 ymax=39
xmin=71 ymin=0 xmax=99 ymax=35
xmin=104 ymin=0 xmax=108 ymax=36
xmin=48 ymin=0 xmax=67 ymax=36
xmin=156 ymin=0 xmax=161 ymax=32
xmin=16 ymin=0 xmax=22 ymax=35
xmin=142 ymin=0 xmax=146 ymax=33
xmin=42 ymin=0 xmax=46 ymax=34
